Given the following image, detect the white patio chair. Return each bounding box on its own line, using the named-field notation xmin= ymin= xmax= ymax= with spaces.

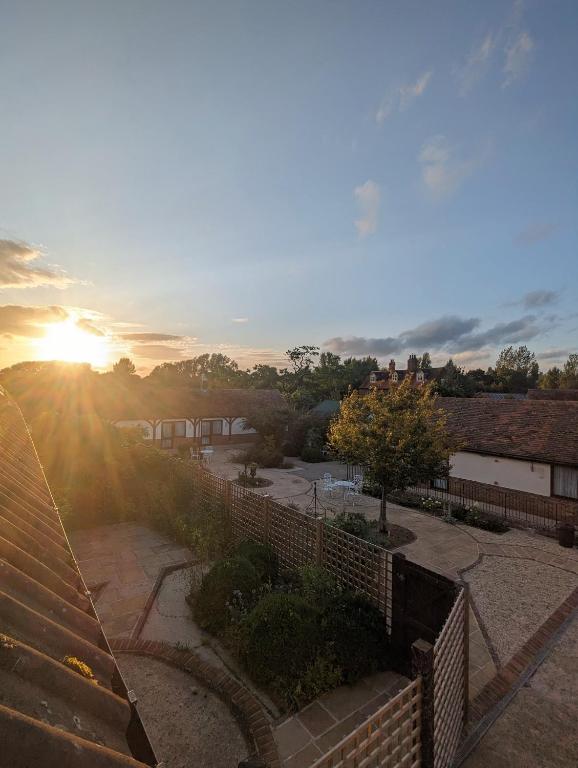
xmin=345 ymin=476 xmax=364 ymax=506
xmin=321 ymin=473 xmax=336 ymax=497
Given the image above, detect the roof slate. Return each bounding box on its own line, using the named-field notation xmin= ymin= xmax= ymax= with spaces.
xmin=0 ymin=386 xmax=155 ymax=767
xmin=438 ymin=396 xmax=578 ymax=466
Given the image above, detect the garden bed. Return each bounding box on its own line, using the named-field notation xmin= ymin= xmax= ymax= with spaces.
xmin=328 ymin=511 xmax=416 ymax=549
xmin=388 ymin=490 xmax=510 ymax=534
xmin=187 ymin=539 xmax=393 ymax=713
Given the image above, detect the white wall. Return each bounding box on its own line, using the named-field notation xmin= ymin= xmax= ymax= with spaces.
xmin=450 ymin=451 xmax=551 ymax=497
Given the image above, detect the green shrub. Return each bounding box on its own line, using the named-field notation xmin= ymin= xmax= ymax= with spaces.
xmin=322 ymin=592 xmax=388 ymax=683
xmin=193 ymin=556 xmax=261 ymax=635
xmin=288 ymin=654 xmax=342 ymax=710
xmin=236 ymin=540 xmax=279 ymax=583
xmin=330 ymin=511 xmax=370 ymax=539
xmin=299 ymin=566 xmax=339 ymax=608
xmin=241 ymin=594 xmax=321 ymax=695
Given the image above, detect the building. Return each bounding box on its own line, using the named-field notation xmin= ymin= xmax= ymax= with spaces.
xmin=111 ymin=387 xmax=285 ymax=450
xmin=359 ymin=355 xmax=443 ymax=393
xmin=438 ymin=397 xmax=578 ymax=506
xmin=0 ymin=386 xmax=157 ymax=767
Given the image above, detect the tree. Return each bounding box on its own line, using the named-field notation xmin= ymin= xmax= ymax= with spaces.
xmin=113 ymin=357 xmax=136 ymax=377
xmin=419 ymin=352 xmax=432 ymax=371
xmin=495 ymin=346 xmax=539 ymax=392
xmin=329 ymin=381 xmax=455 ymax=532
xmin=435 ymin=359 xmax=474 ymax=397
xmin=560 ymin=354 xmax=578 ymax=389
xmin=539 ymin=367 xmax=561 ymax=389
xmin=250 ymin=364 xmax=280 ymax=389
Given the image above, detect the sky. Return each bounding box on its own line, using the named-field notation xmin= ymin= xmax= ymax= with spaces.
xmin=1 ymin=0 xmax=577 ymax=373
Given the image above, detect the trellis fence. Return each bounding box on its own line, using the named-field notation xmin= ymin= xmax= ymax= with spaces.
xmin=190 ymin=465 xmax=467 ymax=768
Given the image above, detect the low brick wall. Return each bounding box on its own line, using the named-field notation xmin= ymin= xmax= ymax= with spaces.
xmin=111 ymin=637 xmax=280 ymax=768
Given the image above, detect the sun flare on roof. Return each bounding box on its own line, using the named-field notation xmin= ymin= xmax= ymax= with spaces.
xmin=36 ymin=319 xmax=109 ymax=368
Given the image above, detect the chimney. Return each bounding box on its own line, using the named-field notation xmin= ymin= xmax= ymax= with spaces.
xmin=388 ymin=359 xmax=396 ymax=374
xmin=407 ymin=354 xmax=418 ymax=373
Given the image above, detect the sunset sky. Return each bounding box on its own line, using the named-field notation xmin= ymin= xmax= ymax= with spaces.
xmin=1 ymin=0 xmax=577 ymax=373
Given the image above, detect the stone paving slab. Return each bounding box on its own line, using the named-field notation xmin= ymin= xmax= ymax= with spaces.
xmin=70 ymin=521 xmax=193 ymax=637
xmin=272 ymin=670 xmax=408 ymax=768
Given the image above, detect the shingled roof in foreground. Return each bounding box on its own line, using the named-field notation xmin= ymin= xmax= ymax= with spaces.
xmin=0 ymin=386 xmax=158 ymax=768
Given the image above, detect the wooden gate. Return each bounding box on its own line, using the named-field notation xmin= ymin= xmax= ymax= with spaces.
xmin=391 ymin=553 xmax=457 ymax=671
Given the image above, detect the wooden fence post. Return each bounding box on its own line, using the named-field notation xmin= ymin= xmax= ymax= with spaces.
xmin=263 ymin=494 xmax=271 ymax=544
xmin=412 ymin=638 xmax=435 ymax=768
xmin=462 ymin=583 xmax=470 ymax=724
xmin=391 ymin=552 xmax=407 ymax=664
xmin=315 ymin=517 xmax=324 ymax=566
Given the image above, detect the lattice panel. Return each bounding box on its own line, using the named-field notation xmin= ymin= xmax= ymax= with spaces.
xmin=311 ymin=677 xmax=422 ymax=768
xmin=268 ymin=500 xmax=317 ymax=570
xmin=433 ymin=588 xmax=466 ymax=768
xmin=323 ymin=525 xmax=390 ymax=616
xmin=231 ymin=485 xmax=267 ymax=545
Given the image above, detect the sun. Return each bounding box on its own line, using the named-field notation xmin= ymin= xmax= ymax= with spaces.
xmin=37 ymin=319 xmax=109 ymax=368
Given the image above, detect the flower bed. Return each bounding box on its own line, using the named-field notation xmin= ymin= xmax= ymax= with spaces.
xmin=188 ymin=540 xmax=391 ymax=711
xmin=388 ymin=491 xmax=510 ymax=533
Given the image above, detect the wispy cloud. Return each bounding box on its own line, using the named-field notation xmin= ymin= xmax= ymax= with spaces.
xmin=0 ymin=304 xmax=69 ymax=336
xmin=375 ymin=71 xmax=432 ymax=123
xmin=119 ymin=332 xmax=184 ymax=341
xmin=457 ymin=33 xmax=495 ymax=95
xmin=521 ymin=290 xmax=559 ymax=309
xmin=503 ymin=30 xmax=534 ymax=87
xmin=354 ymin=180 xmax=380 ymax=237
xmin=0 ymin=240 xmax=77 ymax=290
xmin=232 ymin=317 xmax=249 ymax=324
xmin=514 ymin=222 xmax=556 ymax=247
xmin=418 ymin=136 xmax=489 ymax=199
xmin=131 ymin=344 xmax=187 ymax=360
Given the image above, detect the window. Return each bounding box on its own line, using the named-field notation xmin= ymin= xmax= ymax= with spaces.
xmin=174 ymin=420 xmax=186 ymax=437
xmin=391 ymin=372 xmax=398 ymax=382
xmin=553 ymin=465 xmax=578 ymax=499
xmin=417 ymin=371 xmax=424 ymax=382
xmin=369 ymin=373 xmax=377 ymax=383
xmin=201 ymin=419 xmax=223 ymax=444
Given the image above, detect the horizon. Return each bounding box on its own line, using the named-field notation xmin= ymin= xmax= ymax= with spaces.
xmin=1 ymin=1 xmax=577 ymax=374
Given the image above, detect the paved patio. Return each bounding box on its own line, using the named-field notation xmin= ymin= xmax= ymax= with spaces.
xmin=69 ymin=522 xmax=193 ymax=637
xmin=273 ymin=670 xmax=409 ymax=768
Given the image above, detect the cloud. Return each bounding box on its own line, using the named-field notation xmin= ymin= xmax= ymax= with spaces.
xmin=354 ymin=180 xmax=380 ymax=237
xmin=457 ymin=34 xmax=495 ymax=95
xmin=514 ymin=222 xmax=556 ymax=247
xmin=76 ymin=317 xmax=105 ymax=336
xmin=324 ymin=336 xmax=403 ymax=357
xmin=418 ymin=135 xmax=489 ymax=199
xmin=232 ymin=318 xmax=249 ymax=324
xmin=0 ymin=240 xmax=76 ymax=289
xmin=323 ymin=312 xmax=555 ymax=360
xmin=119 ymin=332 xmax=184 ymax=341
xmin=131 ymin=344 xmax=187 ymax=360
xmin=376 ymin=71 xmax=432 ymax=123
xmin=521 ymin=290 xmax=559 ymax=309
xmin=0 ymin=304 xmax=69 ymax=337
xmin=399 ymin=316 xmax=480 ymax=348
xmin=503 ymin=30 xmax=534 ymax=87
xmin=536 ymin=348 xmax=570 ymax=362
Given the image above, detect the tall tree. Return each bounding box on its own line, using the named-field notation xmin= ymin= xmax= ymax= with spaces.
xmin=112 ymin=357 xmax=136 ymax=377
xmin=539 ymin=367 xmax=561 ymax=389
xmin=419 ymin=352 xmax=432 ymax=371
xmin=329 ymin=381 xmax=455 ymax=532
xmin=560 ymin=354 xmax=578 ymax=389
xmin=436 ymin=359 xmax=474 ymax=397
xmin=495 ymin=346 xmax=539 ymax=392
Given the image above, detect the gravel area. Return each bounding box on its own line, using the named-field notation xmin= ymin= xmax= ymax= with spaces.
xmin=465 ymin=615 xmax=578 ymax=768
xmin=465 ymin=557 xmax=577 ymax=663
xmin=464 ymin=525 xmax=577 ymax=555
xmin=117 ymin=654 xmax=249 ymax=768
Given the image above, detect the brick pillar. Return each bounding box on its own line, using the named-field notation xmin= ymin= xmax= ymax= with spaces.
xmin=412 ymin=638 xmax=435 ymax=768
xmin=263 ymin=494 xmax=271 ymax=544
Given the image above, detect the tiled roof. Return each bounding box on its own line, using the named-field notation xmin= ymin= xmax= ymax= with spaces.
xmin=0 ymin=387 xmax=157 ymax=767
xmin=527 ymin=388 xmax=578 ymax=401
xmin=106 ymin=386 xmax=285 ymax=421
xmin=438 ymin=396 xmax=578 ymax=466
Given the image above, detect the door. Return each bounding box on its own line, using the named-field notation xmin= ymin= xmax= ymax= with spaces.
xmin=200 ymin=419 xmax=223 ymax=445
xmin=160 ymin=420 xmax=186 ymax=449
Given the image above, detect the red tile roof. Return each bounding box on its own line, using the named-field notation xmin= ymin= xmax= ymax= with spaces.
xmin=438 ymin=396 xmax=578 ymax=466
xmin=0 ymin=387 xmax=156 ymax=767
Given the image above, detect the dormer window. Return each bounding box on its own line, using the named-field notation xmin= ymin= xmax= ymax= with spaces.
xmin=417 ymin=371 xmax=425 ymax=382
xmin=369 ymin=373 xmax=377 ymax=383
xmin=391 ymin=372 xmax=398 ymax=382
